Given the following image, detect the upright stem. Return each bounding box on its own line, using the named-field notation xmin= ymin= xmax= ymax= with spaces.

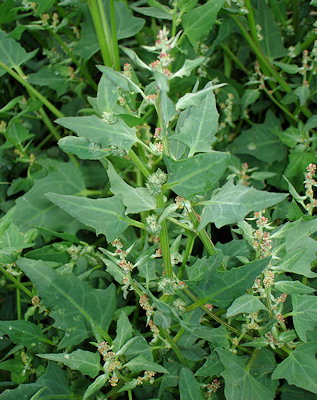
xmin=157 ymin=193 xmax=173 ymax=278
xmin=87 ymin=0 xmax=112 ymax=67
xmin=109 ymin=0 xmax=120 ymax=70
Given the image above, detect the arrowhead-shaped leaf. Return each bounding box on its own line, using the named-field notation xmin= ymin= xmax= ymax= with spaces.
xmin=226 ymin=294 xmax=268 ymax=317
xmin=17 ymin=258 xmax=117 ymax=348
xmin=108 ymin=162 xmax=156 ymax=214
xmin=58 ymin=136 xmax=108 ymax=160
xmin=187 ymin=258 xmax=270 ymax=308
xmin=217 ymin=348 xmax=276 ymax=400
xmin=56 ymin=115 xmax=137 ymax=152
xmin=37 ymin=349 xmax=101 ymax=378
xmin=171 ymin=89 xmax=219 ymax=156
xmin=164 ymin=152 xmax=229 ymax=200
xmin=292 ymin=295 xmax=317 ymax=341
xmin=199 ymin=179 xmax=287 ymax=229
xmin=0 ymin=30 xmax=36 ymax=76
xmin=46 ymin=193 xmax=129 ymax=241
xmin=272 ymin=342 xmax=317 ymax=394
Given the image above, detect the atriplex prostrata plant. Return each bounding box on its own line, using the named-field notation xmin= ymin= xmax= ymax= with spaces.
xmin=0 ymin=0 xmax=317 ymax=399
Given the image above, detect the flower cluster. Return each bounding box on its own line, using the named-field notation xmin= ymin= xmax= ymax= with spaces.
xmin=146 ymin=215 xmax=161 ymax=234
xmin=252 ymin=211 xmax=272 ymax=258
xmin=146 ymin=169 xmax=167 ymax=196
xmin=97 ymin=341 xmax=122 ymax=386
xmin=219 ymin=92 xmax=235 ymax=129
xmin=203 ymin=379 xmax=221 ymax=397
xmin=304 ymin=163 xmax=317 ymax=214
xmin=136 ymin=370 xmax=156 ymax=385
xmin=110 ymin=239 xmax=134 ymax=298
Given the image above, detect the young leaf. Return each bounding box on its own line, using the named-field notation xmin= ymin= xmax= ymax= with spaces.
xmin=46 ymin=193 xmax=129 ymax=241
xmin=83 ymin=373 xmax=109 ymax=400
xmin=217 ymin=348 xmax=276 ymax=400
xmin=199 ymin=179 xmax=287 ymax=229
xmin=179 ymin=368 xmax=205 ymax=400
xmin=292 ymin=295 xmax=317 ymax=341
xmin=56 ymin=115 xmax=137 ymax=152
xmin=182 ymin=1 xmax=225 ymax=47
xmin=226 ymin=294 xmax=268 ymax=317
xmin=112 ymin=311 xmax=133 ymax=352
xmin=164 ymin=152 xmax=229 ymax=200
xmin=171 ymin=57 xmax=205 ymax=79
xmin=107 ymin=162 xmax=156 ymax=214
xmin=17 ymin=258 xmax=117 ymax=348
xmin=171 ymin=89 xmax=219 ymax=156
xmin=37 ymin=349 xmax=101 ymax=378
xmin=0 ymin=320 xmax=48 ymax=347
xmin=272 ymin=342 xmax=317 ymax=394
xmin=124 ymin=356 xmax=169 ymax=374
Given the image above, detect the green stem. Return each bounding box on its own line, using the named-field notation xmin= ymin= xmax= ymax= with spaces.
xmin=125 ymin=217 xmax=146 ymax=230
xmin=177 ymin=233 xmax=195 ymax=279
xmin=244 ymin=0 xmax=259 ymax=45
xmin=262 ymin=86 xmax=297 ymax=123
xmin=16 ymin=276 xmax=21 ymax=320
xmin=128 ymin=149 xmax=150 ymax=178
xmin=109 ymin=0 xmax=120 ymax=70
xmin=188 ymin=209 xmax=216 ymax=256
xmin=0 ymin=266 xmax=33 ymax=298
xmin=221 ymin=43 xmax=248 ymax=74
xmin=87 ymin=0 xmax=112 ymax=66
xmin=160 ymin=327 xmax=188 ymax=366
xmin=0 ymin=61 xmax=63 ymax=118
xmin=171 ymin=2 xmax=178 ymax=37
xmin=157 ymin=193 xmax=173 ymax=278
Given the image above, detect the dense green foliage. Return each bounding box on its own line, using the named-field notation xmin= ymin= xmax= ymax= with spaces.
xmin=0 ymin=0 xmax=317 ymax=399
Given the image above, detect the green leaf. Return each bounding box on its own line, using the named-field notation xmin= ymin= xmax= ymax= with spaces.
xmin=3 ymin=121 xmax=34 ymax=148
xmin=113 ymin=1 xmax=145 ymax=40
xmin=311 ymin=0 xmax=317 ymax=6
xmin=17 ymin=258 xmax=117 ymax=348
xmin=0 ymin=363 xmax=71 ymax=400
xmin=58 ymin=137 xmax=108 ymax=160
xmin=108 ymin=162 xmax=156 ymax=214
xmin=199 ymin=178 xmax=287 ymax=229
xmin=226 ymin=294 xmax=268 ymax=317
xmin=28 ymin=66 xmax=68 ymax=97
xmin=56 ymin=115 xmax=137 ymax=152
xmin=34 ymin=0 xmax=55 ymax=15
xmin=255 ymin=1 xmax=287 ymax=59
xmin=294 ymin=86 xmax=310 ymax=106
xmin=273 ymin=61 xmax=300 ymax=74
xmin=83 ymin=373 xmax=109 ymax=400
xmin=217 ymin=348 xmax=276 ymax=400
xmin=171 ymin=88 xmax=219 ymax=156
xmin=279 ymin=219 xmax=317 ymax=277
xmin=179 ymin=368 xmax=205 ymax=400
xmin=124 ymin=356 xmax=169 ymax=374
xmin=0 ymin=0 xmax=18 ymax=24
xmin=195 ymin=352 xmax=223 ymax=377
xmin=186 ymin=254 xmax=222 ymax=282
xmin=14 ymin=161 xmax=85 ymax=233
xmin=172 ymin=57 xmax=205 ymax=79
xmin=112 ymin=311 xmax=133 ymax=352
xmin=46 ymin=193 xmax=129 ymax=242
xmin=187 ymin=258 xmax=270 ymax=308
xmin=292 ymin=295 xmax=317 ymax=341
xmin=0 ymin=30 xmax=36 ymax=76
xmin=305 ymin=115 xmax=317 ymax=131
xmin=37 ymin=349 xmax=101 ymax=378
xmin=131 ymin=6 xmax=173 ymax=19
xmin=164 ymin=152 xmax=229 ymax=200
xmin=241 ymin=89 xmax=260 ymax=114
xmin=0 ymin=320 xmax=48 ymax=347
xmin=274 ymin=280 xmax=315 ymax=295
xmin=229 ymin=112 xmax=287 ymax=163
xmin=272 ymin=342 xmax=317 ymax=394
xmin=73 ymin=16 xmax=99 ymax=60
xmin=284 ymin=149 xmax=316 ymax=192
xmin=273 ymin=126 xmax=299 ymax=148
xmin=182 ymin=1 xmax=225 ymax=47
xmin=120 ymin=46 xmax=151 ymax=71
xmin=0 ymin=224 xmax=34 ymax=263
